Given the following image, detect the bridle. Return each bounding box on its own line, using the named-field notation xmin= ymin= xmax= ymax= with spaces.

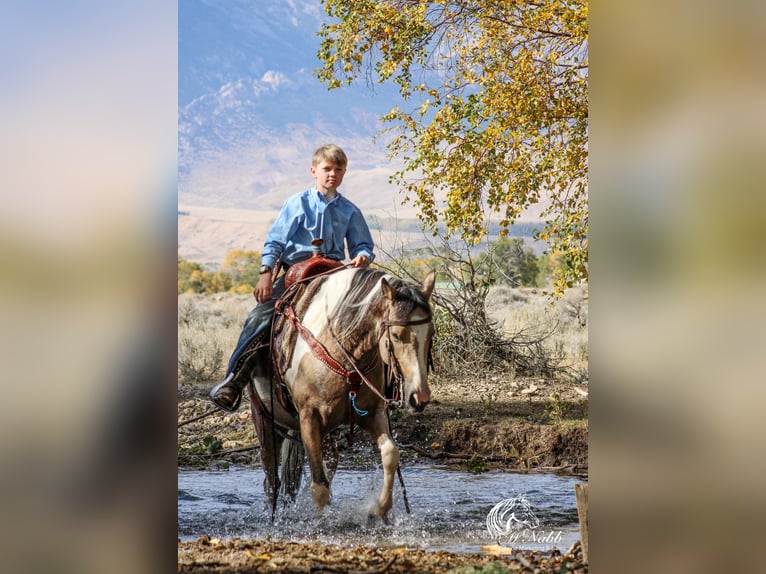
xmin=378 ymin=313 xmax=433 ymax=408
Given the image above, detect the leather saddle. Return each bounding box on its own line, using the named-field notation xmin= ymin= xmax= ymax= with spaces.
xmin=283 ymin=252 xmax=344 ymax=290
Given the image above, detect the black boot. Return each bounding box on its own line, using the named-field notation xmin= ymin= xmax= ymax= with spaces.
xmin=211 ymin=310 xmax=274 ymax=412
xmin=209 ymin=372 xmax=247 ymax=412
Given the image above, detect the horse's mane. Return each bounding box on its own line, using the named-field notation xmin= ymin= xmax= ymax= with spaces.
xmin=328 ymin=268 xmax=432 ymax=343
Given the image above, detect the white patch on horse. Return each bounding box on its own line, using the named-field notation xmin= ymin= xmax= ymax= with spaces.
xmin=283 ymin=269 xmax=363 ymax=384
xmin=300 ymin=268 xmax=361 ymax=334
xmin=410 ymin=310 xmax=431 ymax=377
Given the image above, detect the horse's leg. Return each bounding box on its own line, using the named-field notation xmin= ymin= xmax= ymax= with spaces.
xmin=299 ymin=410 xmax=330 ymax=509
xmin=366 ymin=410 xmax=400 ymax=521
xmin=322 ymin=431 xmax=340 ymax=484
xmin=248 ymin=384 xmax=282 ymax=507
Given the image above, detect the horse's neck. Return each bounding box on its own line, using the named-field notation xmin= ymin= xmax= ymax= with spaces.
xmin=333 ymin=318 xmax=381 ymax=360
xmin=328 ymin=298 xmax=386 ymax=361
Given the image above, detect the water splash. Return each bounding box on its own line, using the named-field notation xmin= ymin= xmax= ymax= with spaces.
xmin=178 ymin=465 xmax=581 ymax=553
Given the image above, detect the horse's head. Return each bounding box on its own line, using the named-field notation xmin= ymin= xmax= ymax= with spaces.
xmin=511 ymin=497 xmax=541 ymax=529
xmin=379 ymin=271 xmax=436 ymax=413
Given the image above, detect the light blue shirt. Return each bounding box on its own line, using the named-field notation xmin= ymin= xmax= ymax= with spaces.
xmin=260 ymin=189 xmax=376 ymax=269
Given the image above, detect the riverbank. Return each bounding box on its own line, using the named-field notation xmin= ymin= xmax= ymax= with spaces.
xmin=178 ymin=373 xmax=588 ymax=476
xmin=178 ymin=538 xmax=587 ymax=573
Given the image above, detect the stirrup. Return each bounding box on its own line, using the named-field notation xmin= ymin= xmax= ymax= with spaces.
xmin=209 ymin=374 xmax=243 ymax=413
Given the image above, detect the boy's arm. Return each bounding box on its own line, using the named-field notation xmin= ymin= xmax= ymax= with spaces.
xmin=349 ymin=253 xmax=370 ymax=268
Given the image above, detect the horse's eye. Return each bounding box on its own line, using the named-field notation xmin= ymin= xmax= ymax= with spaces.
xmin=391 ymin=332 xmax=401 ymax=342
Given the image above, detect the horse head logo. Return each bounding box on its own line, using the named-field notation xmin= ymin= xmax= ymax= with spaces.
xmin=486 ymin=495 xmax=541 ymax=537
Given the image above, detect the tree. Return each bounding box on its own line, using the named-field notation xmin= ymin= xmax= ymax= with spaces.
xmin=376 ymin=234 xmax=569 ymax=378
xmin=222 ymin=249 xmax=262 ymax=290
xmin=206 ymin=270 xmax=234 ymax=294
xmin=178 ymin=256 xmax=233 ymax=294
xmin=317 ymin=0 xmax=588 ymax=295
xmin=481 ymin=237 xmax=541 ymax=287
xmin=178 ymin=257 xmax=205 ymax=294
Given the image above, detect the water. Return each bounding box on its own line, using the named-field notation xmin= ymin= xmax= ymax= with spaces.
xmin=178 ymin=465 xmax=581 ymax=554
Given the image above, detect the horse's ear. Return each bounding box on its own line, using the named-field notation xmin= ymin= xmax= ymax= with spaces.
xmin=421 ymin=270 xmax=436 ymax=300
xmin=381 ymin=278 xmax=396 ymax=301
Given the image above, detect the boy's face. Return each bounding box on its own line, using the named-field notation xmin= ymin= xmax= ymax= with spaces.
xmin=311 ymin=160 xmax=346 ymax=195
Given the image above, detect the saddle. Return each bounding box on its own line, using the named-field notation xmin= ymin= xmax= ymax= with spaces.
xmin=283 ymin=252 xmax=344 ymax=290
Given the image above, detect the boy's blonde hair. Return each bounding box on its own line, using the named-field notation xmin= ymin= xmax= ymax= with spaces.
xmin=312 ymin=144 xmax=348 ymax=167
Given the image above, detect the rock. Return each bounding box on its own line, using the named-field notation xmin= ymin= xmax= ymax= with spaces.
xmin=520 ymin=385 xmax=539 ymax=395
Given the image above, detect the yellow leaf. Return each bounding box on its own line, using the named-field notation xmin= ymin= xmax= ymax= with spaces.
xmin=481 ymin=543 xmax=514 ymax=556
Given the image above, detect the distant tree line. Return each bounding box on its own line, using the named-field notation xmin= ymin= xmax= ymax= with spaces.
xmin=178 ymin=238 xmax=563 ymax=295
xmin=178 ymin=249 xmax=262 ymax=294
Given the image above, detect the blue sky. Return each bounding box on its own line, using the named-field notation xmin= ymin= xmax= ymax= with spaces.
xmin=179 ymin=0 xmax=407 ymax=213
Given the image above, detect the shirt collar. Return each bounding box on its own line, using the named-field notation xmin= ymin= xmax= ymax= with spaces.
xmin=312 ymin=187 xmax=341 ymax=205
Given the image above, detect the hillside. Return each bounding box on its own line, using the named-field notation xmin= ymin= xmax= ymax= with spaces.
xmin=178 ymin=204 xmax=546 ymax=268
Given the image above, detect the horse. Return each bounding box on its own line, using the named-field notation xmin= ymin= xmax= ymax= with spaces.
xmin=246 ymin=266 xmax=436 ymax=520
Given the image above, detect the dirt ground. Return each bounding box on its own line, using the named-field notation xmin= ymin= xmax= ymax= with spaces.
xmin=178 ymin=373 xmax=588 ymax=572
xmin=178 ymin=537 xmax=587 ymax=573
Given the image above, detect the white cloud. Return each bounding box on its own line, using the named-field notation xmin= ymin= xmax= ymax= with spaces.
xmin=217 ymin=80 xmax=246 ymax=107
xmin=284 ymin=0 xmax=299 ymax=26
xmin=260 ymin=70 xmax=290 ymax=91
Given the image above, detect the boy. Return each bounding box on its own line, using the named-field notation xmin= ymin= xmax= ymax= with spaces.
xmin=209 ymin=144 xmax=375 ymax=411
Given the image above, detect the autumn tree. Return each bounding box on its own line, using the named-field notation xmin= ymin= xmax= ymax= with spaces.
xmin=317 ymin=0 xmax=588 ymax=295
xmin=178 ymin=257 xmax=206 ymax=294
xmin=178 ymin=256 xmax=234 ymax=294
xmin=222 ymin=249 xmax=262 ymax=291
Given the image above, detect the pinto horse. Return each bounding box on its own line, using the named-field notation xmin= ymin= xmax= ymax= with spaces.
xmin=247 ymin=267 xmax=435 ymax=519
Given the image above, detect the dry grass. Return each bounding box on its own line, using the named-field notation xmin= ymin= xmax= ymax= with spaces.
xmin=177 ymin=286 xmax=588 ymax=385
xmin=485 ymin=284 xmax=588 ymax=382
xmin=177 ymin=293 xmax=254 ymax=382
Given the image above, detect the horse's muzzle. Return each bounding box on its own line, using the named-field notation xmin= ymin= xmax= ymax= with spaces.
xmin=409 ymin=390 xmax=431 ymax=412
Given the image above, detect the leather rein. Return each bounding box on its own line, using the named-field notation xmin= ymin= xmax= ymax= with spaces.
xmin=329 ymin=313 xmax=433 ymax=410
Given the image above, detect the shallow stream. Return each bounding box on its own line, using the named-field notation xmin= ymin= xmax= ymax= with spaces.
xmin=178 ymin=465 xmax=581 ymax=554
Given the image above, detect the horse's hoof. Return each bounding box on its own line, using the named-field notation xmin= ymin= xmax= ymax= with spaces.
xmin=367 ymin=511 xmax=390 ymax=525
xmin=310 ymin=483 xmax=331 ymax=508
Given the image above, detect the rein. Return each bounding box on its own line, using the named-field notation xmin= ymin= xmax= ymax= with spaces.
xmin=282 ymin=305 xmax=381 ymax=394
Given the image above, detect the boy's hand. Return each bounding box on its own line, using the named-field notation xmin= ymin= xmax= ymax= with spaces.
xmin=350 ymin=254 xmax=370 ymax=268
xmin=253 ymin=273 xmax=273 ymax=303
